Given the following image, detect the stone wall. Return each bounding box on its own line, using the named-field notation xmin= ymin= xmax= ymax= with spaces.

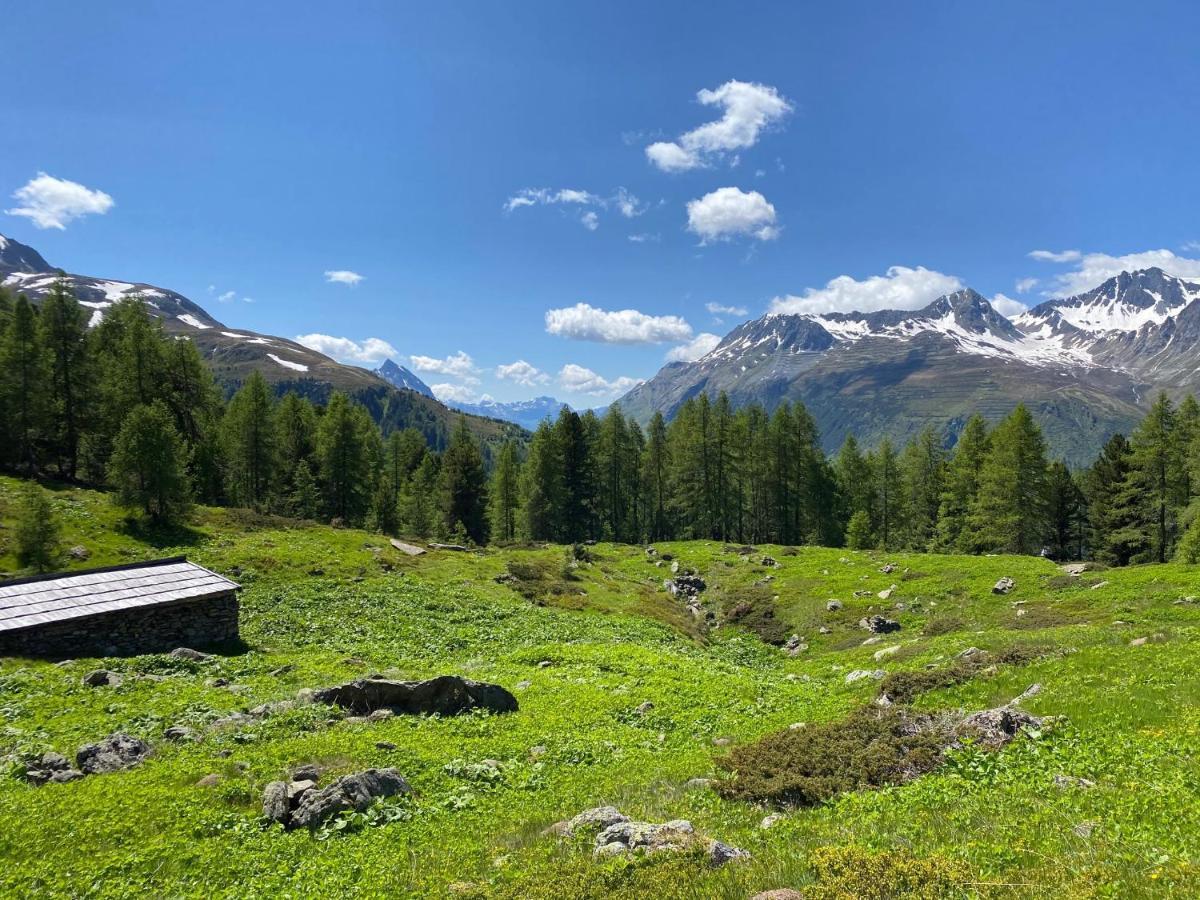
xmin=0 ymin=593 xmax=240 ymax=659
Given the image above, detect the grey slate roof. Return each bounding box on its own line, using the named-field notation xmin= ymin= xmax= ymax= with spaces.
xmin=0 ymin=557 xmax=240 ymax=633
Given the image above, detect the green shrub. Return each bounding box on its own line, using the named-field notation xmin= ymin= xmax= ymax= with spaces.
xmin=806 ymin=845 xmax=969 ymax=899
xmin=716 ymin=706 xmax=949 ymax=806
xmin=879 ymin=644 xmax=1048 ymax=704
xmin=15 ymin=483 xmax=60 ymax=573
xmin=719 ymin=584 xmax=791 ymax=645
xmin=921 ymin=615 xmax=965 ymax=636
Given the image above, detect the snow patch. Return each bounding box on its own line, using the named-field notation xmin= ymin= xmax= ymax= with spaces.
xmin=268 ymin=353 xmax=308 ymax=372
xmin=177 ymin=314 xmax=210 ymax=329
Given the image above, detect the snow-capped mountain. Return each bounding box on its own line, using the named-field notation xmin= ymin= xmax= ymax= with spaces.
xmin=375 ymin=359 xmax=434 ymax=397
xmin=444 ymin=395 xmax=570 ymax=430
xmin=0 ymin=233 xmax=521 ymax=445
xmin=618 ymin=270 xmax=1200 ymax=465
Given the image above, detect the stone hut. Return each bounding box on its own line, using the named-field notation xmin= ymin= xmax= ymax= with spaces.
xmin=0 ymin=557 xmax=240 ymax=658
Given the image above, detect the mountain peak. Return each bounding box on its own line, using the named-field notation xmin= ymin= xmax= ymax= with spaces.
xmin=0 ymin=233 xmax=53 ymax=275
xmin=374 ymin=359 xmax=434 ymax=398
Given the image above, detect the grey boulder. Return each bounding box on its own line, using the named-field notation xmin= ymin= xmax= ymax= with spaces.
xmin=312 ymin=675 xmax=517 ymax=716
xmin=289 ymin=768 xmax=411 ymax=829
xmin=76 ymin=734 xmax=152 ymax=774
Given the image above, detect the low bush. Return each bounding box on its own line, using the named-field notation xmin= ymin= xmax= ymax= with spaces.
xmin=921 ymin=615 xmax=965 ymax=636
xmin=719 ymin=584 xmax=791 ymax=645
xmin=805 ymin=846 xmax=969 ymax=900
xmin=715 ymin=706 xmax=949 ymax=806
xmin=878 ymin=644 xmax=1048 ymax=704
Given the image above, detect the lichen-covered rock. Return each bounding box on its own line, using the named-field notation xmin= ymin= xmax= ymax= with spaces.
xmin=289 ymin=768 xmax=411 ymax=829
xmin=560 ymin=805 xmax=629 ymax=837
xmin=163 ymin=725 xmax=198 ymax=743
xmin=993 ymin=577 xmax=1016 ymax=595
xmin=859 ymin=614 xmax=901 ymax=634
xmin=76 ymin=734 xmax=151 ymax=775
xmin=845 ymin=669 xmax=886 ymax=684
xmin=262 ymin=781 xmax=290 ymax=823
xmin=955 ymin=705 xmax=1043 ymax=748
xmin=81 ymin=670 xmax=121 ymax=688
xmin=169 ymin=647 xmax=211 ymax=662
xmin=826 ymin=599 xmax=843 ymax=611
xmin=311 ymin=675 xmax=517 ymax=716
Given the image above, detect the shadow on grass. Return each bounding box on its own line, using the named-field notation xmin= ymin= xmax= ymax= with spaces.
xmin=117 ymin=516 xmax=206 ymax=550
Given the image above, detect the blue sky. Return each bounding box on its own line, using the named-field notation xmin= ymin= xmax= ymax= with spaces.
xmin=4 ymin=1 xmax=1200 ymax=406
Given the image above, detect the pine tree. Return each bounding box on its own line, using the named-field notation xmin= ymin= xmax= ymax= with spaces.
xmin=642 ymin=412 xmax=671 ymax=541
xmin=370 ymin=471 xmax=401 ymax=535
xmin=38 ymin=281 xmax=91 ymax=479
xmin=1045 ymin=460 xmax=1086 ymax=559
xmin=109 ymin=402 xmax=193 ymax=524
xmin=835 ymin=434 xmax=874 ymax=541
xmin=935 ymin=415 xmax=990 ymax=552
xmin=440 ymin=417 xmax=488 ymax=543
xmin=1123 ymin=393 xmax=1186 ymax=562
xmin=899 ymin=427 xmax=947 ymax=550
xmin=845 ymin=510 xmax=873 ymax=550
xmin=520 ymin=421 xmax=561 ymax=540
xmin=275 ymin=392 xmax=319 ymax=497
xmin=221 ymin=371 xmax=277 ymax=508
xmin=597 ymin=405 xmax=631 ymax=541
xmin=968 ymin=405 xmax=1049 ymax=554
xmin=287 ymin=459 xmax=321 ymax=519
xmin=871 ymin=439 xmax=903 ymax=550
xmin=555 ymin=409 xmax=595 ymax=542
xmin=0 ymin=295 xmax=49 ymax=473
xmin=316 ymin=392 xmax=373 ymax=524
xmin=403 ymin=454 xmax=440 ymax=537
xmin=1083 ymin=433 xmax=1136 ymax=565
xmin=488 ymin=440 xmax=520 ymax=543
xmin=15 ymin=483 xmax=61 ymax=573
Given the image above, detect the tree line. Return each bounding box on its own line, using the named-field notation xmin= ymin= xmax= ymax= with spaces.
xmin=5 ymin=282 xmax=1200 ymax=565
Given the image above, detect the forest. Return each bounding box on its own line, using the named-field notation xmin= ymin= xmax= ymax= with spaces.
xmin=3 ymin=283 xmax=1200 ymax=566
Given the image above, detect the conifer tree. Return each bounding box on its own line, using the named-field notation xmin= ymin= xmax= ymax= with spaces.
xmin=967 ymin=405 xmax=1049 ymax=554
xmin=899 ymin=427 xmax=947 ymax=550
xmin=15 ymin=483 xmax=61 ymax=573
xmin=221 ymin=371 xmax=276 ymax=508
xmin=555 ymin=409 xmax=596 ymax=542
xmin=316 ymin=392 xmax=373 ymax=524
xmin=1125 ymin=392 xmax=1185 ymax=562
xmin=109 ymin=402 xmax=193 ymax=525
xmin=488 ymin=440 xmax=520 ymax=543
xmin=38 ymin=281 xmax=91 ymax=479
xmin=1083 ymin=433 xmax=1136 ymax=565
xmin=440 ymin=417 xmax=488 ymax=543
xmin=0 ymin=295 xmax=48 ymax=473
xmin=642 ymin=412 xmax=671 ymax=541
xmin=1045 ymin=460 xmax=1086 ymax=559
xmin=935 ymin=414 xmax=990 ymax=552
xmin=403 ymin=454 xmax=440 ymax=537
xmin=287 ymin=459 xmax=321 ymax=519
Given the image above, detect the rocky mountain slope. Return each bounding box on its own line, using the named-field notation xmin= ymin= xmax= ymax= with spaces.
xmin=374 ymin=359 xmax=435 ymax=397
xmin=619 ymin=271 xmax=1200 ymax=465
xmin=0 ymin=234 xmax=521 ymax=449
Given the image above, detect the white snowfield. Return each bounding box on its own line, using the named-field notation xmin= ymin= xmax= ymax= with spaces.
xmin=177 ymin=313 xmax=210 ymax=329
xmin=268 ymin=353 xmax=308 ymax=372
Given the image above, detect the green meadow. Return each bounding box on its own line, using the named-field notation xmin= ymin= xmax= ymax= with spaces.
xmin=1 ymin=475 xmax=1198 ymax=898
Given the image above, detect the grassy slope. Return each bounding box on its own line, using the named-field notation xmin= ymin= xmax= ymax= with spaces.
xmin=0 ymin=476 xmax=1198 ymax=898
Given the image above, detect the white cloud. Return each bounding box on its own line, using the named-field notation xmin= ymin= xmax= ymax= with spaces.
xmin=628 ymin=233 xmax=660 ymax=243
xmin=615 ymin=187 xmax=646 ymax=218
xmin=770 ymin=266 xmax=963 ymax=316
xmin=496 ymin=359 xmax=550 ymax=387
xmin=558 ymin=363 xmax=641 ymax=397
xmin=706 ymin=301 xmax=748 ymax=317
xmin=646 ymin=80 xmax=792 ymax=172
xmin=1015 ymin=277 xmax=1039 ymax=294
xmin=686 ymin=187 xmax=779 ymax=243
xmin=504 ymin=188 xmax=601 ymax=213
xmin=1183 ymin=240 xmax=1200 ymax=253
xmin=6 ymin=172 xmax=114 ymax=230
xmin=217 ymin=290 xmax=237 ymax=304
xmin=580 ymin=211 xmax=599 ymax=231
xmin=1042 ymin=249 xmax=1200 ymax=297
xmin=1028 ymin=249 xmax=1082 ymax=263
xmin=409 ymin=350 xmax=480 ymax=382
xmin=295 ymin=333 xmax=397 ymax=364
xmin=990 ymin=293 xmax=1027 ymax=318
xmin=545 ymin=302 xmax=693 ymax=344
xmin=666 ymin=332 xmax=722 ymax=362
xmin=431 ymin=383 xmax=480 ymax=404
xmin=324 ymin=269 xmax=364 ymax=286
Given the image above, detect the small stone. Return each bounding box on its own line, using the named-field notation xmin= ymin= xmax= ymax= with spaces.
xmin=992 ymin=577 xmax=1016 ymax=595
xmin=367 ymin=708 xmax=394 ymax=722
xmin=68 ymin=545 xmax=90 ymax=560
xmin=81 ymin=669 xmax=121 ymax=688
xmin=375 ymin=740 xmax=397 ymax=750
xmin=196 ymin=773 xmax=223 ymax=787
xmin=818 ymin=626 xmax=831 ymax=634
xmin=205 ymin=677 xmax=230 ymax=688
xmin=291 ymin=763 xmax=321 ymax=782
xmin=685 ymin=777 xmax=713 ymax=790
xmin=873 ymin=645 xmax=900 ymax=661
xmin=751 ymin=891 xmax=805 ymax=900
xmin=788 ymin=722 xmax=806 ymax=730
xmin=163 ymin=725 xmax=198 ymax=743
xmin=707 ymin=839 xmax=750 ymax=866
xmin=295 ymin=688 xmax=316 ymax=704
xmin=845 ymin=669 xmax=886 ymax=684
xmin=880 ymin=564 xmax=896 ymax=574
xmin=529 ymin=745 xmax=547 ymax=758
xmin=76 ymin=734 xmax=151 ymax=775
xmin=1053 ymin=774 xmax=1096 ymax=790
xmin=270 ymin=665 xmax=296 ymax=678
xmin=1129 ymin=636 xmax=1148 ymax=647
xmin=635 ymin=701 xmax=654 ymax=715
xmin=170 ymin=647 xmax=211 ymax=662
xmin=760 ymin=813 xmax=784 ymax=829
xmin=711 ymin=736 xmax=731 ymax=746
xmin=861 ymin=635 xmax=882 ymax=645
xmin=537 ymin=660 xmax=553 ymax=669
xmin=825 ymin=599 xmax=843 ymax=611
xmin=878 ymin=585 xmax=896 ymax=601
xmin=515 ymin=680 xmax=532 ymax=691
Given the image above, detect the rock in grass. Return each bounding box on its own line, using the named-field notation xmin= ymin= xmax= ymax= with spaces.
xmin=289 ymin=768 xmax=411 ymax=829
xmin=169 ymin=647 xmax=211 ymax=662
xmin=81 ymin=669 xmax=121 ymax=688
xmin=992 ymin=577 xmax=1016 ymax=595
xmin=163 ymin=725 xmax=198 ymax=743
xmin=751 ymin=892 xmax=804 ymax=900
xmin=1053 ymin=774 xmax=1096 ymax=790
xmin=826 ymin=599 xmax=843 ymax=611
xmin=560 ymin=806 xmax=629 ymax=837
xmin=845 ymin=669 xmax=886 ymax=684
xmin=859 ymin=615 xmax=901 ymax=634
xmin=312 ymin=675 xmax=517 ymax=716
xmin=76 ymin=734 xmax=151 ymax=775
xmin=262 ymin=781 xmax=290 ymax=823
